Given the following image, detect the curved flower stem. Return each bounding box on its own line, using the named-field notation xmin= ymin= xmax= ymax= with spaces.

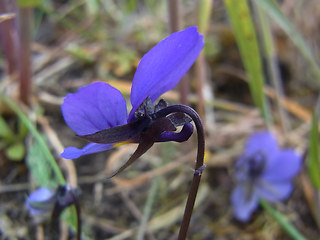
xmin=155 ymin=105 xmax=205 ymax=239
xmin=70 ymin=191 xmax=82 ymax=240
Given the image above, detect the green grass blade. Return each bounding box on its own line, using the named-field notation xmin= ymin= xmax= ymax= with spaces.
xmin=254 ymin=0 xmax=320 ymax=81
xmin=198 ymin=0 xmax=213 ymax=35
xmin=0 ymin=95 xmax=65 ymax=184
xmin=308 ymin=113 xmax=320 ymax=189
xmin=255 ymin=4 xmax=290 ymax=132
xmin=223 ymin=0 xmax=271 ymax=123
xmin=260 ymin=200 xmax=306 ymax=240
xmin=17 ymin=0 xmax=42 ymax=7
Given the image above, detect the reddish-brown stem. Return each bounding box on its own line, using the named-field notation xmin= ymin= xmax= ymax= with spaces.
xmin=0 ymin=0 xmax=19 ymax=76
xmin=18 ymin=7 xmax=32 ymax=106
xmin=168 ymin=0 xmax=181 ymax=33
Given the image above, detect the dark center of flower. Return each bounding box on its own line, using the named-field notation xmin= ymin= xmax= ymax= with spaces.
xmin=235 ymin=151 xmax=267 ymax=202
xmin=134 ymin=97 xmax=168 ymax=120
xmin=247 ymin=151 xmax=266 ymax=180
xmin=133 ymin=97 xmax=192 ymax=132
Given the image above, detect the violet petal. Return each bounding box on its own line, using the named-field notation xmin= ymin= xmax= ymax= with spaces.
xmin=263 ymin=149 xmax=302 ymax=181
xmin=128 ymin=26 xmax=204 ymax=121
xmin=257 ymin=180 xmax=293 ymax=202
xmin=26 ymin=187 xmax=56 ymax=216
xmin=243 ymin=131 xmax=278 ymax=163
xmin=156 ymin=122 xmax=194 ymax=142
xmin=61 ymin=143 xmax=113 ymax=159
xmin=62 ymin=82 xmax=127 ymax=135
xmin=231 ymin=184 xmax=259 ymax=222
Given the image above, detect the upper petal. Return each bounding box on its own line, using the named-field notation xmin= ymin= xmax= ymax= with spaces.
xmin=25 ymin=187 xmax=56 ymax=215
xmin=62 ymin=82 xmax=127 ymax=135
xmin=27 ymin=187 xmax=55 ymax=202
xmin=235 ymin=131 xmax=278 ymax=181
xmin=128 ymin=26 xmax=204 ymax=121
xmin=242 ymin=131 xmax=278 ymax=163
xmin=262 ymin=149 xmax=302 ymax=181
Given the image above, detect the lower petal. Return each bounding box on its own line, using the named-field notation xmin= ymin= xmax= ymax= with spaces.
xmin=231 ymin=184 xmax=259 ymax=222
xmin=257 ymin=180 xmax=293 ymax=202
xmin=61 ymin=143 xmax=113 ymax=159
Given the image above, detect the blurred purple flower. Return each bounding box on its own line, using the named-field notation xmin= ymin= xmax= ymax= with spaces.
xmin=231 ymin=131 xmax=302 ymax=222
xmin=61 ymin=26 xmax=204 ymax=160
xmin=26 ymin=185 xmax=79 ymax=217
xmin=25 ymin=187 xmax=56 ymax=216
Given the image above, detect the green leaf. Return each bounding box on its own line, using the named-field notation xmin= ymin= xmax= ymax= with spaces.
xmin=5 ymin=142 xmax=25 ymax=161
xmin=26 ymin=139 xmax=58 ymax=187
xmin=223 ymin=0 xmax=271 ymax=123
xmin=18 ymin=119 xmax=28 ymax=140
xmin=0 ymin=115 xmax=15 ymax=142
xmin=254 ymin=0 xmax=320 ymax=83
xmin=307 ymin=113 xmax=320 ymax=189
xmin=125 ymin=0 xmax=138 ymax=13
xmin=17 ymin=0 xmax=42 ymax=7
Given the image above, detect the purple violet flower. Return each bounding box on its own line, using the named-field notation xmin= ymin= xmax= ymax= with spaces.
xmin=26 ymin=185 xmax=79 ymax=217
xmin=25 ymin=187 xmax=56 ymax=216
xmin=61 ymin=26 xmax=204 ymax=166
xmin=231 ymin=131 xmax=302 ymax=222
